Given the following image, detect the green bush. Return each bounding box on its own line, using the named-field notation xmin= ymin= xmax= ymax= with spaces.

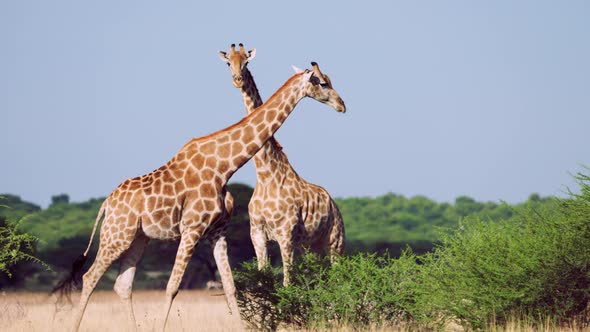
xmin=415 ymin=171 xmax=590 ymax=329
xmin=235 ymin=252 xmax=421 ymax=330
xmin=235 ymin=170 xmax=590 ymax=331
xmin=234 ymin=261 xmax=282 ymax=331
xmin=278 ymin=252 xmax=419 ymax=329
xmin=416 ymin=216 xmax=547 ymax=329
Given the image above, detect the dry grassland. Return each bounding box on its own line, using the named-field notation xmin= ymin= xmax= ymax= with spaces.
xmin=0 ymin=290 xmax=414 ymax=332
xmin=0 ymin=290 xmax=242 ymax=332
xmin=1 ymin=291 xmax=584 ymax=332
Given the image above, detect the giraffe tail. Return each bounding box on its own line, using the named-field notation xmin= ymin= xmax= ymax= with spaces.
xmin=51 ymin=199 xmax=107 ymax=305
xmin=83 ymin=199 xmax=106 ymax=257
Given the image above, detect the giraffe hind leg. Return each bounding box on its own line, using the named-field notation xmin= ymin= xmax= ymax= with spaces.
xmin=71 ymin=238 xmax=134 ymax=331
xmin=329 ymin=215 xmax=346 ymax=260
xmin=160 ymin=226 xmax=205 ymax=331
xmin=208 ymin=222 xmax=240 ymax=318
xmin=206 ymin=191 xmax=242 ymax=323
xmin=113 ymin=232 xmax=150 ymax=332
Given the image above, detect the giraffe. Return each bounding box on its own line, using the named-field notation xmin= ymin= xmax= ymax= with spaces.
xmin=219 ymin=44 xmax=346 ymax=285
xmin=53 ymin=60 xmax=346 ymax=331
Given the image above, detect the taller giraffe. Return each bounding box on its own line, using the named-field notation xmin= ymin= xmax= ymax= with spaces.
xmin=219 ymin=44 xmax=345 ymax=285
xmin=54 ymin=61 xmax=346 ymax=331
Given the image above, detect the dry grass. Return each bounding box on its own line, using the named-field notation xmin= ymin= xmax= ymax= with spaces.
xmin=0 ymin=290 xmax=242 ymax=332
xmin=1 ymin=291 xmax=586 ymax=332
xmin=0 ymin=290 xmax=410 ymax=332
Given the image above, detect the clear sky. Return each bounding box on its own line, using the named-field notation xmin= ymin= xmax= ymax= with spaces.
xmin=1 ymin=1 xmax=589 ymax=208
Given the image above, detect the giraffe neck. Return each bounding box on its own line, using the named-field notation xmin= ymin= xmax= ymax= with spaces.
xmin=240 ymin=69 xmax=263 ymax=112
xmin=182 ymin=73 xmax=307 ymax=184
xmin=241 ymin=68 xmax=288 ymax=180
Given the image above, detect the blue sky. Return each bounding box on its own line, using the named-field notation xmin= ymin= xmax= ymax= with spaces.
xmin=1 ymin=1 xmax=589 ymax=208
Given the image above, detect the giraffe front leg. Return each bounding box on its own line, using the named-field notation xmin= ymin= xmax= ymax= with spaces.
xmin=279 ymin=241 xmax=294 ymax=286
xmin=113 ymin=232 xmax=150 ymax=332
xmin=160 ymin=228 xmax=203 ymax=331
xmin=249 ymin=218 xmax=269 ymax=269
xmin=279 ymin=218 xmax=302 ymax=287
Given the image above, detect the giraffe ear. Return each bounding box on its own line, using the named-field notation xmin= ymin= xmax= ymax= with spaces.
xmin=218 ymin=51 xmax=229 ymax=62
xmin=291 ymin=65 xmax=304 ymax=74
xmin=247 ymin=48 xmax=256 ymax=61
xmin=302 ymin=69 xmax=314 ymax=82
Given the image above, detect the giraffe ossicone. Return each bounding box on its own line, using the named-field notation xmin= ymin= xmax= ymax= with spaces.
xmin=53 ymin=57 xmax=346 ymax=331
xmin=291 ymin=65 xmax=304 ymax=74
xmin=219 ymin=43 xmax=346 ymax=286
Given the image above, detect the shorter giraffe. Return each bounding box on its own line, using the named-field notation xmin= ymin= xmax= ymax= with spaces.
xmin=219 ymin=44 xmax=345 ymax=285
xmin=53 ymin=60 xmax=346 ymax=332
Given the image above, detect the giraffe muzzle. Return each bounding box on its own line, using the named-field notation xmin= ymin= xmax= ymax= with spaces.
xmin=232 ymin=75 xmax=244 ymax=88
xmin=331 ymin=97 xmax=346 ymax=113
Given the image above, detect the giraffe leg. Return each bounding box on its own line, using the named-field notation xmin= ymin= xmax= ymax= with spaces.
xmin=206 ymin=192 xmax=241 ymax=323
xmin=249 ymin=219 xmax=268 ymax=269
xmin=217 ymin=191 xmax=241 ymax=317
xmin=160 ymin=228 xmax=203 ymax=331
xmin=71 ymin=241 xmax=132 ymax=331
xmin=279 ymin=240 xmax=294 ymax=286
xmin=329 ymin=210 xmax=346 ymax=262
xmin=113 ymin=232 xmax=150 ymax=332
xmin=209 ymin=226 xmax=240 ymax=318
xmin=329 ymin=229 xmax=345 ymax=263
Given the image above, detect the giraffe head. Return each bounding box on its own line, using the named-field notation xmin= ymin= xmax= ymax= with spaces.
xmin=218 ymin=43 xmax=256 ymax=88
xmin=295 ymin=62 xmax=346 ymax=113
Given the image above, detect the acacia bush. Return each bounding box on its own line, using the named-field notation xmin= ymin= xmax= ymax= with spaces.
xmin=235 ymin=171 xmax=590 ymax=331
xmin=234 ymin=261 xmax=282 ymax=331
xmin=416 ymin=171 xmax=590 ymax=329
xmin=235 ymin=252 xmax=421 ymax=330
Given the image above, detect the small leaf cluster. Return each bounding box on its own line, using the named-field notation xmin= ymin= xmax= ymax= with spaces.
xmin=0 ymin=214 xmax=50 ymax=278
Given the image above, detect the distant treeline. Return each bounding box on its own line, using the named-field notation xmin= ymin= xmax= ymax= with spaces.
xmin=336 ymin=192 xmax=554 ymax=254
xmin=0 ymin=184 xmax=555 ymax=291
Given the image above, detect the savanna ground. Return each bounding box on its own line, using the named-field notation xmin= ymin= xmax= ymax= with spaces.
xmin=1 ymin=290 xmax=586 ymax=332
xmin=0 ymin=290 xmax=241 ymax=332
